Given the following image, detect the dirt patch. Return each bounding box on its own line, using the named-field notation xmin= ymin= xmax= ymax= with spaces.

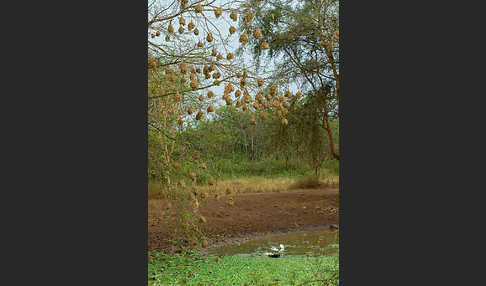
xmin=148 ymin=188 xmax=339 ymax=253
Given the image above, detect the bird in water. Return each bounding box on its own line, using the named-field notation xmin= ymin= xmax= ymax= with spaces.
xmin=264 ymin=244 xmax=285 ymax=258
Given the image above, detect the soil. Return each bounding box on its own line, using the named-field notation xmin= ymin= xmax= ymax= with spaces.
xmin=148 ymin=188 xmax=339 ymax=253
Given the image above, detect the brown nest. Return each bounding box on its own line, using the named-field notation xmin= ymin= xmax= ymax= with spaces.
xmin=207 ymin=105 xmax=214 ymax=112
xmin=207 ymin=90 xmax=215 ymax=98
xmin=188 ymin=21 xmax=195 ymax=30
xmin=196 ymin=111 xmax=203 ymax=120
xmin=206 ymin=33 xmax=214 ymax=42
xmin=229 ymin=26 xmax=236 ymax=35
xmin=253 ymin=27 xmax=263 ymax=39
xmin=179 ymin=17 xmax=186 ymax=26
xmin=194 ymin=28 xmax=199 ymax=35
xmin=261 ymin=41 xmax=269 ymax=50
xmin=168 ymin=24 xmax=174 ymax=33
xmin=195 ymin=4 xmax=203 ymax=13
xmin=214 ymin=7 xmax=222 ymax=18
xmin=230 ymin=11 xmax=237 ymax=21
xmin=178 ymin=26 xmax=184 ymax=34
xmin=257 ymin=78 xmax=264 ymax=87
xmin=239 ymin=33 xmax=249 ymax=43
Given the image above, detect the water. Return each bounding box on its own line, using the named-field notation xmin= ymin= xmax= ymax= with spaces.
xmin=207 ymin=229 xmax=339 ymax=258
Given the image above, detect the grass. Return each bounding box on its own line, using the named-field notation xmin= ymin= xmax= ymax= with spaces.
xmin=148 ymin=250 xmax=339 ymax=286
xmin=149 ymin=174 xmax=339 ymax=200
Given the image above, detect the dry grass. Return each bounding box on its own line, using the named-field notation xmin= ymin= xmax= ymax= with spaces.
xmin=149 ymin=176 xmax=339 ymax=201
xmin=289 ymin=176 xmax=339 ymax=189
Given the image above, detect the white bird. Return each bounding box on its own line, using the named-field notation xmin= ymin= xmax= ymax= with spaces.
xmin=270 ymin=244 xmax=285 ymax=253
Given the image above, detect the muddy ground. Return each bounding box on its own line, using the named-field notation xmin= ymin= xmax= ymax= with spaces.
xmin=148 ymin=188 xmax=339 ymax=253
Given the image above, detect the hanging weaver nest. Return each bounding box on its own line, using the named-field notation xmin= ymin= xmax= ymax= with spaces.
xmin=296 ymin=91 xmax=302 ymax=99
xmin=207 ymin=105 xmax=214 ymax=112
xmin=226 ymin=53 xmax=234 ymax=60
xmin=155 ymin=31 xmax=160 ymax=37
xmin=216 ymin=53 xmax=223 ymax=61
xmin=235 ymin=90 xmax=241 ymax=98
xmin=209 ymin=63 xmax=215 ymax=72
xmin=195 ymin=4 xmax=203 ymax=13
xmin=242 ymin=104 xmax=247 ymax=111
xmin=236 ymin=100 xmax=242 ymax=108
xmin=224 ymin=83 xmax=234 ymax=93
xmin=225 ymin=97 xmax=233 ymax=105
xmin=230 ymin=11 xmax=237 ymax=21
xmin=229 ymin=26 xmax=236 ymax=35
xmin=214 ymin=7 xmax=222 ymax=18
xmin=194 ymin=28 xmax=199 ymax=35
xmin=253 ymin=27 xmax=263 ymax=39
xmin=188 ymin=21 xmax=195 ymax=30
xmin=261 ymin=112 xmax=267 ymax=120
xmin=199 ymin=163 xmax=207 ymax=169
xmin=256 ymin=92 xmax=264 ymax=102
xmin=240 ymin=78 xmax=246 ymax=87
xmin=272 ymin=99 xmax=280 ymax=108
xmin=244 ymin=95 xmax=251 ymax=104
xmin=285 ymin=90 xmax=292 ymax=97
xmin=270 ymin=85 xmax=277 ymax=95
xmin=257 ymin=78 xmax=264 ymax=87
xmin=207 ymin=90 xmax=215 ymax=98
xmin=253 ymin=103 xmax=260 ymax=109
xmin=204 ymin=72 xmax=211 ymax=79
xmin=197 ymin=41 xmax=203 ymax=47
xmin=179 ymin=17 xmax=186 ymax=26
xmin=276 ymin=109 xmax=282 ymax=117
xmin=212 ymin=71 xmax=221 ymax=79
xmin=199 ymin=95 xmax=204 ymax=101
xmin=281 ymin=108 xmax=288 ymax=115
xmin=263 ymin=102 xmax=270 ymax=109
xmin=214 ymin=80 xmax=221 ymax=86
xmin=196 ymin=67 xmax=201 ymax=73
xmin=250 ymin=118 xmax=257 ymax=125
xmin=196 ymin=110 xmax=203 ymax=120
xmin=151 ymin=34 xmax=155 ymax=39
xmin=165 ymin=35 xmax=170 ymax=41
xmin=281 ymin=118 xmax=288 ymax=126
xmin=261 ymin=41 xmax=269 ymax=50
xmin=190 ymin=73 xmax=196 ymax=81
xmin=187 ymin=107 xmax=194 ymax=115
xmin=190 ymin=67 xmax=196 ymax=74
xmin=168 ymin=24 xmax=174 ymax=33
xmin=178 ymin=26 xmax=184 ymax=34
xmin=206 ymin=33 xmax=214 ymax=42
xmin=246 ymin=11 xmax=254 ymax=22
xmin=212 ymin=48 xmax=217 ymax=56
xmin=177 ymin=118 xmax=184 ymax=126
xmin=282 ymin=101 xmax=290 ymax=108
xmin=190 ymin=80 xmax=198 ymax=90
xmin=239 ymin=33 xmax=249 ymax=43
xmin=179 ymin=61 xmax=188 ymax=74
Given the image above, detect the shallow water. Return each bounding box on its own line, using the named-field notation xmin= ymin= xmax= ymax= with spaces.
xmin=207 ymin=229 xmax=339 ymax=258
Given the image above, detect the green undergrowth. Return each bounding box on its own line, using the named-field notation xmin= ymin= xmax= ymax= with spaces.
xmin=148 ymin=250 xmax=339 ymax=286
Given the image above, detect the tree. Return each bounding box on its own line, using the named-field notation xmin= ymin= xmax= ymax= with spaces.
xmin=243 ymin=0 xmax=339 ymax=160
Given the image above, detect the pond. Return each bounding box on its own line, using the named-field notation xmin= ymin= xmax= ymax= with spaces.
xmin=206 ymin=228 xmax=339 ymax=258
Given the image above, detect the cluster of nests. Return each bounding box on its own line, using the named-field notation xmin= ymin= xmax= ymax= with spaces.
xmin=150 ymin=6 xmax=270 ymax=51
xmin=149 ymin=7 xmax=304 ymax=127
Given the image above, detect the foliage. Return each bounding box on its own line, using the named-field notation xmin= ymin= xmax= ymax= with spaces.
xmin=148 ymin=250 xmax=339 ymax=285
